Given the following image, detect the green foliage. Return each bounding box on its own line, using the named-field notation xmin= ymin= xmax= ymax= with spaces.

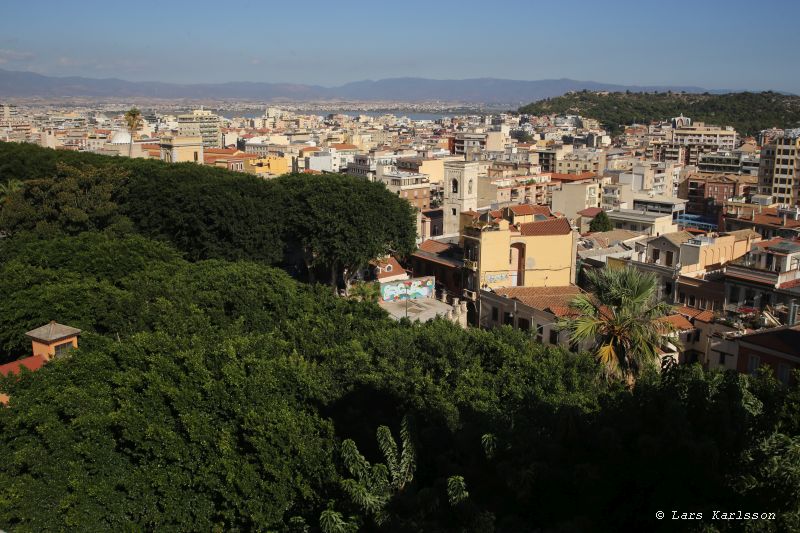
xmin=446 ymin=476 xmax=469 ymax=506
xmin=0 ymin=161 xmax=130 ymax=236
xmin=0 ymin=142 xmax=417 ymax=278
xmin=276 ymin=173 xmax=416 ymax=286
xmin=0 ymin=142 xmax=797 ymax=531
xmin=559 ymin=267 xmax=676 ymax=385
xmin=588 ymin=210 xmax=612 ymax=232
xmin=348 ymin=281 xmax=381 ymax=302
xmin=0 ymin=178 xmax=23 ymax=205
xmin=519 ymin=90 xmax=800 ymax=135
xmin=339 ymin=416 xmax=416 ymax=525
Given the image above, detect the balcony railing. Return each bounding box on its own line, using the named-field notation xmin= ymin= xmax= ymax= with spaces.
xmin=464 ymin=259 xmax=478 ymax=271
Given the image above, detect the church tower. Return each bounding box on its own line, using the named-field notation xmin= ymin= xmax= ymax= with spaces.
xmin=443 ymin=161 xmax=478 ymax=235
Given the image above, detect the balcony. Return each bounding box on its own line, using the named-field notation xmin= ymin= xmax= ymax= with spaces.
xmin=464 ymin=259 xmax=478 ymax=271
xmin=725 ymin=261 xmax=779 ymax=287
xmin=463 ymin=289 xmax=477 ymax=301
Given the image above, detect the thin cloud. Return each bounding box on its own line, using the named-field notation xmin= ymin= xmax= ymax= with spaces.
xmin=0 ymin=48 xmax=35 ymax=64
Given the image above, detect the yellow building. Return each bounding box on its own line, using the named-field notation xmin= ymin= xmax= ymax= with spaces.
xmin=160 ymin=135 xmax=204 ymax=164
xmin=245 ymin=155 xmax=289 ymax=177
xmin=461 ymin=213 xmax=577 ymax=294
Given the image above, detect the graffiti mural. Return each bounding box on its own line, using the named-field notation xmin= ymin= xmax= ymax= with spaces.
xmin=380 ymin=276 xmax=435 ymax=302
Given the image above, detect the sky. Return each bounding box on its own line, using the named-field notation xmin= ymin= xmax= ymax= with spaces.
xmin=1 ymin=0 xmax=799 ymax=93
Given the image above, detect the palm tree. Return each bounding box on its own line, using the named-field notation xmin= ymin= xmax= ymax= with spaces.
xmin=0 ymin=178 xmax=23 ymax=205
xmin=123 ymin=107 xmax=142 ymax=158
xmin=558 ymin=266 xmax=677 ymax=387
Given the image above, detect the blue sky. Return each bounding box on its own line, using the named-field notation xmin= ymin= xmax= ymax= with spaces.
xmin=1 ymin=0 xmax=798 ymax=92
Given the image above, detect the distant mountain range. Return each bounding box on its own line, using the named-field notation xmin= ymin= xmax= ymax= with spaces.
xmin=0 ymin=68 xmax=721 ymax=103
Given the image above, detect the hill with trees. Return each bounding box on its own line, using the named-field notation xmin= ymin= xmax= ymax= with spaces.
xmin=0 ymin=143 xmax=798 ymax=531
xmin=518 ymin=90 xmax=800 ymax=135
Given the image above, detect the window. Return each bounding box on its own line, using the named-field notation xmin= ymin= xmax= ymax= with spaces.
xmin=54 ymin=341 xmax=73 ymax=359
xmin=777 ymin=363 xmax=791 ymax=385
xmin=451 ymin=208 xmax=457 ymax=216
xmin=718 ymin=352 xmax=726 ymax=365
xmin=503 ymin=312 xmax=514 ymax=326
xmin=193 ymin=151 xmax=198 ymax=162
xmin=518 ymin=318 xmax=530 ymax=331
xmin=451 ymin=179 xmax=459 ymax=194
xmin=491 ymin=307 xmax=499 ymax=322
xmin=748 ymin=355 xmax=761 ymax=375
xmin=549 ymin=329 xmax=559 ymax=345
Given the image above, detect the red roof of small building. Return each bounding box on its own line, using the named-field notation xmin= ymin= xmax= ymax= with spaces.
xmin=509 ymin=204 xmax=551 ymax=216
xmin=0 ymin=354 xmax=47 ymax=378
xmin=577 ymin=207 xmax=603 ymax=217
xmin=518 ymin=217 xmax=572 ymax=236
xmin=547 ymin=172 xmax=597 ymax=182
xmin=673 ymin=305 xmax=715 ymax=323
xmin=493 ymin=285 xmax=582 ymax=313
xmin=657 ymin=314 xmax=695 ymax=331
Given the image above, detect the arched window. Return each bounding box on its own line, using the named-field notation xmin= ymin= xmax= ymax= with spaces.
xmin=468 ymin=179 xmax=473 ymax=194
xmin=451 ymin=179 xmax=459 ymax=194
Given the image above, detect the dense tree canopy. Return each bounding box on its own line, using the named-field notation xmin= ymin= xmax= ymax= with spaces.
xmin=0 ymin=142 xmax=798 ymax=531
xmin=519 ymin=90 xmax=800 ymax=135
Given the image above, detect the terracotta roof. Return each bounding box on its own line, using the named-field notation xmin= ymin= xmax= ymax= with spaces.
xmin=371 ymin=257 xmax=406 ymax=280
xmin=577 ymin=207 xmax=603 ymax=217
xmin=329 ymin=143 xmax=358 ymax=150
xmin=418 ymin=239 xmax=452 ymax=253
xmin=779 ymin=279 xmax=800 ymax=289
xmin=0 ymin=354 xmax=47 ymax=378
xmin=657 ymin=314 xmax=695 ymax=331
xmin=728 ymin=208 xmax=800 ymax=229
xmin=509 ymin=204 xmax=551 ymax=216
xmin=493 ymin=285 xmax=582 ymax=312
xmin=547 ymin=172 xmax=597 ymax=182
xmin=25 ymin=321 xmax=81 ymax=343
xmin=518 ymin=217 xmax=572 ymax=237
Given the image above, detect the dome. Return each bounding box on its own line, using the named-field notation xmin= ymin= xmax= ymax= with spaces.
xmin=109 ymin=130 xmax=132 ymax=145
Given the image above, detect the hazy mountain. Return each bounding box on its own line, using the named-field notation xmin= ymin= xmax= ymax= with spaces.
xmin=0 ymin=68 xmax=712 ymax=103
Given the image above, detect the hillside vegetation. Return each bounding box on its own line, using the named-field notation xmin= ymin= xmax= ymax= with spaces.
xmin=519 ymin=90 xmax=800 ymax=135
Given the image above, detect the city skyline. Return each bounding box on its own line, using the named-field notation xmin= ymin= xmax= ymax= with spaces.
xmin=2 ymin=0 xmax=799 ymax=93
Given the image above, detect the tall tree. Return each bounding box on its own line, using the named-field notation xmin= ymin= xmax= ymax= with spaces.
xmin=588 ymin=210 xmax=612 ymax=232
xmin=558 ymin=266 xmax=676 ymax=386
xmin=276 ymin=173 xmax=416 ymax=287
xmin=123 ymin=107 xmax=142 ymax=158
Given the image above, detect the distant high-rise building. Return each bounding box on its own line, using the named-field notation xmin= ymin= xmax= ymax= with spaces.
xmin=177 ymin=108 xmax=222 ymax=148
xmin=1 ymin=103 xmax=18 ymax=124
xmin=758 ymin=132 xmax=800 ymax=206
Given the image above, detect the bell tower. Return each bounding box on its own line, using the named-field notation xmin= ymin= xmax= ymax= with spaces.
xmin=443 ymin=161 xmax=478 ymax=235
